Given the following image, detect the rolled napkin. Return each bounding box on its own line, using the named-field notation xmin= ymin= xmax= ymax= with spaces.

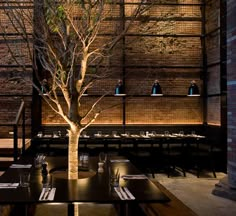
xmin=0 ymin=183 xmax=19 ymax=189
xmin=39 ymin=188 xmax=56 ymax=201
xmin=121 ymin=174 xmax=148 ymax=180
xmin=10 ymin=164 xmax=32 ymax=169
xmin=110 ymin=159 xmax=130 ymax=163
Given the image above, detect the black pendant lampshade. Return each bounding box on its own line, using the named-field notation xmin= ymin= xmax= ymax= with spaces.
xmin=115 ymin=79 xmax=125 ymax=96
xmin=188 ymin=80 xmax=200 ymax=96
xmin=41 ymin=79 xmax=49 ymax=95
xmin=151 ymin=80 xmax=163 ymax=96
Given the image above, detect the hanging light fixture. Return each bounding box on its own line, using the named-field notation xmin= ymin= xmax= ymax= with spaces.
xmin=114 ymin=79 xmax=126 ymax=96
xmin=41 ymin=79 xmax=49 ymax=95
xmin=188 ymin=80 xmax=200 ymax=96
xmin=151 ymin=80 xmax=163 ymax=96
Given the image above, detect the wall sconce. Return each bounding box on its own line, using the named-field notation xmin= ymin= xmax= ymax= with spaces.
xmin=151 ymin=80 xmax=163 ymax=96
xmin=114 ymin=79 xmax=126 ymax=96
xmin=188 ymin=80 xmax=200 ymax=96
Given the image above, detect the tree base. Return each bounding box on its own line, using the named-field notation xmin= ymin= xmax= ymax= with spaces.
xmin=50 ymin=167 xmax=96 ymax=179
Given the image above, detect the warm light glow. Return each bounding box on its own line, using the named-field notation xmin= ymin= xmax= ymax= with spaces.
xmin=77 ymin=178 xmax=89 ymax=187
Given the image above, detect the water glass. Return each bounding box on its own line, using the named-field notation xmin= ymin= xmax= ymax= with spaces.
xmin=42 ymin=174 xmax=52 ymax=188
xmin=79 ymin=153 xmax=89 ymax=169
xmin=99 ymin=152 xmax=107 ymax=163
xmin=151 ymin=131 xmax=156 ymax=136
xmin=112 ymin=131 xmax=117 ymax=137
xmin=140 ymin=131 xmax=145 ymax=137
xmin=109 ymin=165 xmax=120 ymax=187
xmin=34 ymin=153 xmax=45 ymax=168
xmin=37 ymin=131 xmax=43 ymax=138
xmin=20 ymin=171 xmax=30 ymax=187
xmin=164 ymin=131 xmax=170 ymax=136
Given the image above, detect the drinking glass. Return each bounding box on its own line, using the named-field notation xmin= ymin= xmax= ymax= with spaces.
xmin=164 ymin=131 xmax=169 ymax=136
xmin=140 ymin=131 xmax=145 ymax=137
xmin=151 ymin=131 xmax=157 ymax=137
xmin=109 ymin=165 xmax=120 ymax=187
xmin=112 ymin=131 xmax=117 ymax=137
xmin=37 ymin=131 xmax=43 ymax=138
xmin=19 ymin=170 xmax=30 ymax=187
xmin=79 ymin=153 xmax=89 ymax=170
xmin=99 ymin=152 xmax=107 ymax=163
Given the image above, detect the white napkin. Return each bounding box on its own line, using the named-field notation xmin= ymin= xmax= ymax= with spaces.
xmin=10 ymin=164 xmax=32 ymax=169
xmin=39 ymin=188 xmax=56 ymax=201
xmin=110 ymin=159 xmax=130 ymax=163
xmin=121 ymin=174 xmax=148 ymax=180
xmin=0 ymin=183 xmax=19 ymax=189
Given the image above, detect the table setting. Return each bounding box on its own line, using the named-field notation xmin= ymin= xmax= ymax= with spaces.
xmin=0 ymin=183 xmax=19 ymax=189
xmin=114 ymin=186 xmax=135 ymax=200
xmin=0 ymin=155 xmax=170 ymax=216
xmin=39 ymin=187 xmax=56 ymax=201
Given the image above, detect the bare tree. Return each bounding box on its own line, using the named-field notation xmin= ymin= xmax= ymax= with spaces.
xmin=1 ymin=0 xmax=153 ymax=180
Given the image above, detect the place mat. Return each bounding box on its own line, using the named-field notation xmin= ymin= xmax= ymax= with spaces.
xmin=0 ymin=183 xmax=19 ymax=189
xmin=110 ymin=159 xmax=130 ymax=163
xmin=10 ymin=164 xmax=32 ymax=169
xmin=121 ymin=174 xmax=148 ymax=180
xmin=39 ymin=188 xmax=56 ymax=201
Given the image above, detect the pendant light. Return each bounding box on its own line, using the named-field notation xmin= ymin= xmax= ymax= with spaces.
xmin=151 ymin=80 xmax=163 ymax=96
xmin=188 ymin=80 xmax=200 ymax=96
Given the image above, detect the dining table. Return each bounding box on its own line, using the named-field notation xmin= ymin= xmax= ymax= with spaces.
xmin=0 ymin=155 xmax=170 ymax=216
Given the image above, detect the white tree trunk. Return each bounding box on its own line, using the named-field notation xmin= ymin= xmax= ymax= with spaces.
xmin=68 ymin=127 xmax=80 ymax=180
xmin=67 ymin=127 xmax=81 ymax=216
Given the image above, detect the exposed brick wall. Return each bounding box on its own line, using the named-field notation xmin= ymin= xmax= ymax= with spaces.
xmin=42 ymin=96 xmax=203 ymax=125
xmin=227 ymin=0 xmax=236 ymax=187
xmin=0 ymin=1 xmax=214 ymax=133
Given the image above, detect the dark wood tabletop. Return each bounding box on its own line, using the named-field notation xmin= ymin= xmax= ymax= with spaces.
xmin=0 ymin=156 xmax=170 ymax=205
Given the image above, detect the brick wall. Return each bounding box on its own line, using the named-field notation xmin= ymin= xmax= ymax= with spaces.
xmin=0 ymin=1 xmax=212 ymax=133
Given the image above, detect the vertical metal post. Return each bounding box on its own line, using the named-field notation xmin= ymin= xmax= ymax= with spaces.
xmin=13 ymin=124 xmax=18 ymax=161
xmin=120 ymin=0 xmax=126 ymax=130
xmin=22 ymin=105 xmax=26 ymax=154
xmin=201 ymin=0 xmax=207 ymax=124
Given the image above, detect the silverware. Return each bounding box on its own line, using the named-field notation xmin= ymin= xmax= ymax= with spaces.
xmin=116 ymin=187 xmax=125 ymax=200
xmin=45 ymin=188 xmax=51 ymax=200
xmin=120 ymin=187 xmax=130 ymax=200
xmin=42 ymin=188 xmax=51 ymax=200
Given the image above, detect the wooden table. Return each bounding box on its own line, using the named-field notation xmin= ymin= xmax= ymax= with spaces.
xmin=0 ymin=156 xmax=170 ymax=216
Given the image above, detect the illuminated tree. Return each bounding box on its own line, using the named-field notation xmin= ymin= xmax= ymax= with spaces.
xmin=1 ymin=0 xmax=152 ymax=180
